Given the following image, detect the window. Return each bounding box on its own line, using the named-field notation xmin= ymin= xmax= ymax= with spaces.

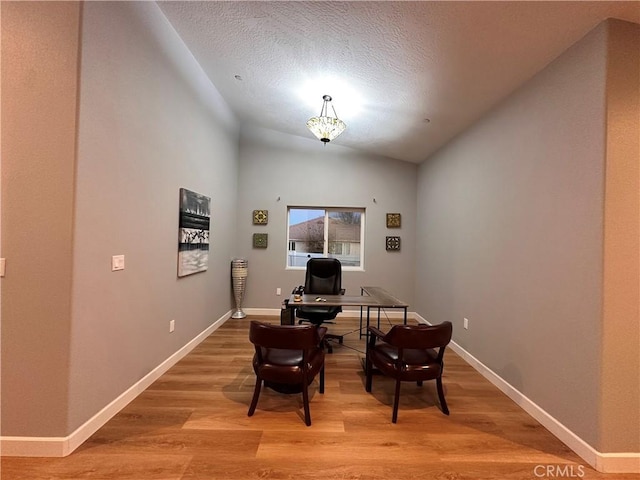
xmin=287 ymin=207 xmax=364 ymax=269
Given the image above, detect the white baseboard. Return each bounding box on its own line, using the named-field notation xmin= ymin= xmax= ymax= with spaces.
xmin=0 ymin=311 xmax=232 ymax=458
xmin=0 ymin=436 xmax=69 ymax=458
xmin=242 ymin=307 xmax=280 ymax=316
xmin=414 ymin=314 xmax=640 ymax=474
xmin=595 ymin=454 xmax=640 ymax=473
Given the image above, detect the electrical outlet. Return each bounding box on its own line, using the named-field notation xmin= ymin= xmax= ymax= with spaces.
xmin=276 ymin=287 xmax=281 ymax=296
xmin=169 ymin=319 xmax=175 ymax=333
xmin=111 ymin=255 xmax=125 ymax=271
xmin=463 ymin=318 xmax=469 ymax=330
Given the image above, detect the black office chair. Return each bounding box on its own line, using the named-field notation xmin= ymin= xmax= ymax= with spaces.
xmin=296 ymin=258 xmax=345 ymax=353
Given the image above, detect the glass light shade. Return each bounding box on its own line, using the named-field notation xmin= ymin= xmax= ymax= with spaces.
xmin=306 ymin=95 xmax=347 ymax=143
xmin=306 ymin=115 xmax=347 ymax=143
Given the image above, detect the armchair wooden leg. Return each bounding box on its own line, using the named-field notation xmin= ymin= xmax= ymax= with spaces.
xmin=436 ymin=376 xmax=449 ymax=415
xmin=248 ymin=377 xmax=262 ymax=417
xmin=392 ymin=379 xmax=401 ymax=423
xmin=302 ymin=383 xmax=311 ymax=426
xmin=319 ymin=366 xmax=325 ymax=394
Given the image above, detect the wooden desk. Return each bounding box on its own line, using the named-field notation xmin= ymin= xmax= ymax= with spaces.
xmin=359 ymin=286 xmax=408 ymax=337
xmin=284 ymin=287 xmax=408 ymax=337
xmin=286 ymin=294 xmax=381 ymax=325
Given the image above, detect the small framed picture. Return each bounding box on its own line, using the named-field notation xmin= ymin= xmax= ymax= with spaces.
xmin=386 ymin=236 xmax=401 ymax=251
xmin=253 ymin=210 xmax=268 ymax=225
xmin=386 ymin=213 xmax=401 ymax=228
xmin=253 ymin=233 xmax=268 ymax=248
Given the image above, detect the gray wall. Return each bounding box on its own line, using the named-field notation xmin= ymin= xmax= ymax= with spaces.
xmin=599 ymin=20 xmax=640 ymax=453
xmin=236 ymin=126 xmax=418 ymax=310
xmin=1 ymin=1 xmax=240 ymax=437
xmin=1 ymin=1 xmax=81 ymax=437
xmin=414 ymin=20 xmax=639 ymax=453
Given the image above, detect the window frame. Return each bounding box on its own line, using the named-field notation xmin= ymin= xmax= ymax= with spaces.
xmin=286 ymin=206 xmax=365 ymax=271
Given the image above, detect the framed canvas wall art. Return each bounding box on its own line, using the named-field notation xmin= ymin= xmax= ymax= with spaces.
xmin=178 ymin=188 xmax=211 ymax=277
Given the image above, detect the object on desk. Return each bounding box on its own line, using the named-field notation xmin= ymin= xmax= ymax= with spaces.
xmin=248 ymin=321 xmax=326 ymax=426
xmin=253 ymin=233 xmax=268 ymax=248
xmin=280 ymin=300 xmax=293 ymax=325
xmin=253 ymin=209 xmax=268 ymax=225
xmin=231 ymin=258 xmax=248 ymax=318
xmin=296 ymin=258 xmax=345 ymax=353
xmin=386 ymin=213 xmax=401 ymax=228
xmin=386 ymin=236 xmax=401 ymax=251
xmin=366 ymin=321 xmax=453 ymax=423
xmin=294 ymin=294 xmax=302 ymax=302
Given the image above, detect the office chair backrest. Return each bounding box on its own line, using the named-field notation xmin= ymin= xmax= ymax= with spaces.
xmin=304 ymin=258 xmax=342 ymax=295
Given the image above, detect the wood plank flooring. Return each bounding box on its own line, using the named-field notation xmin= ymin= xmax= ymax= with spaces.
xmin=2 ymin=316 xmax=637 ymax=480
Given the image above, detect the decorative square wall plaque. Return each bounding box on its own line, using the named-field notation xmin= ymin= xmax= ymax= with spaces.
xmin=253 ymin=233 xmax=268 ymax=248
xmin=253 ymin=210 xmax=268 ymax=225
xmin=386 ymin=236 xmax=401 ymax=251
xmin=386 ymin=213 xmax=401 ymax=228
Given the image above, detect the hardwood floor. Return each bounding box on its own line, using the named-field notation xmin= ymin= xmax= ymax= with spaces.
xmin=2 ymin=316 xmax=637 ymax=480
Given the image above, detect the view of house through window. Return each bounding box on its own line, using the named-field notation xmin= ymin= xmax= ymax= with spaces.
xmin=287 ymin=207 xmax=364 ymax=269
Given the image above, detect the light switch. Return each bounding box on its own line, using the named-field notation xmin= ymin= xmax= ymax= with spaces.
xmin=111 ymin=255 xmax=125 ymax=271
xmin=0 ymin=258 xmax=5 ymax=277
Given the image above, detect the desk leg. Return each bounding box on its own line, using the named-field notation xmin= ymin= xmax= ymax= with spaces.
xmin=359 ymin=287 xmax=365 ymax=339
xmin=360 ymin=306 xmax=372 ymax=372
xmin=403 ymin=307 xmax=407 ymax=325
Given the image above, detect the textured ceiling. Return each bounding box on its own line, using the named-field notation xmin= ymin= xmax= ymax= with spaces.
xmin=158 ymin=1 xmax=640 ymax=164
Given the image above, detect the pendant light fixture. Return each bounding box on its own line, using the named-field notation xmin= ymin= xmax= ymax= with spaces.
xmin=306 ymin=95 xmax=347 ymax=143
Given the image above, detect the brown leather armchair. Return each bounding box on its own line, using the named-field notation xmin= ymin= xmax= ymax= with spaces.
xmin=365 ymin=321 xmax=453 ymax=423
xmin=248 ymin=321 xmax=327 ymax=426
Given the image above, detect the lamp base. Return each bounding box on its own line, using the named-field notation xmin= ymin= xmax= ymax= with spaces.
xmin=231 ymin=310 xmax=246 ymax=319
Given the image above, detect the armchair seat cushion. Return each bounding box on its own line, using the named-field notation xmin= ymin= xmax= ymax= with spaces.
xmin=254 ymin=347 xmax=325 ymax=384
xmin=370 ymin=345 xmax=442 ymax=381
